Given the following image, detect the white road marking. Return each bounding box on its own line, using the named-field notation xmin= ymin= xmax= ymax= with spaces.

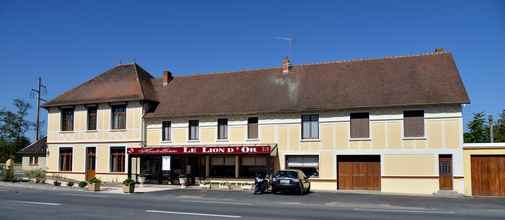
xmin=146 ymin=209 xmax=242 ymax=218
xmin=184 ymin=199 xmax=253 ymax=206
xmin=352 ymin=207 xmax=455 ymax=215
xmin=13 ymin=200 xmax=62 ymax=206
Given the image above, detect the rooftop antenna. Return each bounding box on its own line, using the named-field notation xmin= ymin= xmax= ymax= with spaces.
xmin=275 ymin=36 xmax=294 ymax=59
xmin=31 ymin=77 xmax=47 ymax=141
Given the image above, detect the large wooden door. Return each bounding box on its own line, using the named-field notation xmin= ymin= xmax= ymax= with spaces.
xmin=439 ymin=155 xmax=453 ymax=190
xmin=85 ymin=147 xmax=96 ymax=180
xmin=337 ymin=155 xmax=380 ymax=190
xmin=471 ymin=155 xmax=505 ymax=196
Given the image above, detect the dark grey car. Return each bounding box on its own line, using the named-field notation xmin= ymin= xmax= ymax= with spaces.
xmin=271 ymin=169 xmax=310 ymax=195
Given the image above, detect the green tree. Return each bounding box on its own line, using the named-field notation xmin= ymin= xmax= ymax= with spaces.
xmin=464 ymin=112 xmax=490 ymax=143
xmin=495 ymin=110 xmax=505 ymax=142
xmin=0 ymin=99 xmax=33 ymax=162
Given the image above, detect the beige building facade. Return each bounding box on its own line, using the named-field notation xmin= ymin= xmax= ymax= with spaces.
xmin=41 ymin=51 xmax=473 ymax=195
xmin=144 ymin=105 xmax=465 ymax=194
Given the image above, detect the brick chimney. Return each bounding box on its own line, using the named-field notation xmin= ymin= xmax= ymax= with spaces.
xmin=282 ymin=57 xmax=291 ymax=74
xmin=162 ymin=70 xmax=173 ymax=87
xmin=434 ymin=48 xmax=445 ymax=53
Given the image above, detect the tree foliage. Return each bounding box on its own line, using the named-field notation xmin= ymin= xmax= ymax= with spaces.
xmin=464 ymin=112 xmax=489 ymax=143
xmin=0 ymin=99 xmax=33 ymax=162
xmin=495 ymin=110 xmax=505 ymax=142
xmin=464 ymin=110 xmax=505 ymax=143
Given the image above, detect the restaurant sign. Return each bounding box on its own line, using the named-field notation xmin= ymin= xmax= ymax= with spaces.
xmin=127 ymin=145 xmax=272 ymax=155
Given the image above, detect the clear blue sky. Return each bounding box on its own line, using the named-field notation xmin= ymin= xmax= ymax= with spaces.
xmin=1 ymin=1 xmax=504 ymax=140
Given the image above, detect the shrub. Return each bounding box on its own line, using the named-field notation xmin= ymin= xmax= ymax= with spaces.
xmin=67 ymin=181 xmax=74 ymax=187
xmin=78 ymin=181 xmax=88 ymax=188
xmin=3 ymin=167 xmax=14 ymax=182
xmin=123 ymin=178 xmax=135 ymax=186
xmin=53 ymin=181 xmax=61 ymax=186
xmin=25 ymin=169 xmax=46 ymax=183
xmin=87 ymin=177 xmax=101 ymax=184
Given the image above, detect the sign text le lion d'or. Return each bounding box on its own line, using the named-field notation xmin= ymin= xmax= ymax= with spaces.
xmin=127 ymin=146 xmax=271 ymax=155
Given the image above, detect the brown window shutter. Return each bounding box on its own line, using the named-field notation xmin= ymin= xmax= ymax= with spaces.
xmin=404 ymin=110 xmax=424 ymax=137
xmin=248 ymin=117 xmax=258 ymax=139
xmin=351 ymin=113 xmax=369 ymax=138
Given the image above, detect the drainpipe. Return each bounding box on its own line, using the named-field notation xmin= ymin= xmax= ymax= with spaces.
xmin=489 ymin=115 xmax=494 ymax=143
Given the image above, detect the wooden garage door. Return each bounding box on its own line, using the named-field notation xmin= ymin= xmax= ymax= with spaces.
xmin=337 ymin=155 xmax=381 ymax=190
xmin=471 ymin=155 xmax=505 ymax=196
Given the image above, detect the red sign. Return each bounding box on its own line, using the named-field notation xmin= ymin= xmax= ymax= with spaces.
xmin=127 ymin=146 xmax=272 ymax=155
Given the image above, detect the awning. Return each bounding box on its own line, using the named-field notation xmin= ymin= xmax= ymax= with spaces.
xmin=127 ymin=144 xmax=277 ymax=156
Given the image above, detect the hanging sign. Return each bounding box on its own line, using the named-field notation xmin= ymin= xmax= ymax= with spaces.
xmin=162 ymin=156 xmax=171 ymax=171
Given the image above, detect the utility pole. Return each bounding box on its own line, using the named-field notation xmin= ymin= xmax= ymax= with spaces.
xmin=31 ymin=77 xmax=46 ymax=141
xmin=489 ymin=114 xmax=494 ymax=143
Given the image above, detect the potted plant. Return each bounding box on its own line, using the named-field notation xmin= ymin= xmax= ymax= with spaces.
xmin=78 ymin=181 xmax=88 ymax=188
xmin=138 ymin=175 xmax=146 ymax=185
xmin=122 ymin=178 xmax=135 ymax=193
xmin=53 ymin=180 xmax=61 ymax=186
xmin=87 ymin=177 xmax=101 ymax=192
xmin=67 ymin=181 xmax=74 ymax=187
xmin=179 ymin=175 xmax=187 ymax=188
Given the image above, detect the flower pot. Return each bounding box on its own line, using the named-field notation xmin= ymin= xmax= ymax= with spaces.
xmin=122 ymin=184 xmax=135 ymax=193
xmin=179 ymin=177 xmax=187 ymax=188
xmin=87 ymin=182 xmax=101 ymax=192
xmin=138 ymin=176 xmax=146 ymax=184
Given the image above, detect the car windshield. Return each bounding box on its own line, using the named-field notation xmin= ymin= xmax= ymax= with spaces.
xmin=275 ymin=171 xmax=298 ymax=178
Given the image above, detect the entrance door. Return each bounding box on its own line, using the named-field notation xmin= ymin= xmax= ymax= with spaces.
xmin=471 ymin=155 xmax=505 ymax=196
xmin=439 ymin=155 xmax=453 ymax=190
xmin=85 ymin=147 xmax=96 ymax=180
xmin=337 ymin=155 xmax=381 ymax=190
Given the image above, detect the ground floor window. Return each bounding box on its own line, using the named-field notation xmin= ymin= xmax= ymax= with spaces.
xmin=210 ymin=156 xmax=235 ymax=177
xmin=29 ymin=156 xmax=38 ymax=166
xmin=59 ymin=148 xmax=72 ymax=171
xmin=110 ymin=147 xmax=125 ymax=172
xmin=285 ymin=155 xmax=319 ymax=177
xmin=240 ymin=156 xmax=267 ymax=177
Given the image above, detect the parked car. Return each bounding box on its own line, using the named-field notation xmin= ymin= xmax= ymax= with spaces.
xmin=271 ymin=169 xmax=310 ymax=195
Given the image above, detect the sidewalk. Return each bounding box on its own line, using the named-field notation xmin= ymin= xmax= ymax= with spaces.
xmin=0 ymin=181 xmax=198 ymax=194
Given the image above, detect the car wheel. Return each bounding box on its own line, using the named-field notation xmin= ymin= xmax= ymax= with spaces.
xmin=298 ymin=184 xmax=305 ymax=195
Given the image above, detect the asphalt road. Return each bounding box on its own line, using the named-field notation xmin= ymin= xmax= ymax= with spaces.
xmin=1 ymin=185 xmax=505 ymax=220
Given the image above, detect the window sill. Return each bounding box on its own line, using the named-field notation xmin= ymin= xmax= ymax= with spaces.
xmin=187 ymin=140 xmax=200 ymax=143
xmin=301 ymin=139 xmax=320 ymax=142
xmin=246 ymin=138 xmax=260 ymax=142
xmin=161 ymin=140 xmax=173 ymax=144
xmin=216 ymin=139 xmax=229 ymax=142
xmin=85 ymin=130 xmax=98 ymax=133
xmin=59 ymin=131 xmax=75 ymax=134
xmin=109 ymin=129 xmax=127 ymax=132
xmin=349 ymin=138 xmax=372 ymax=141
xmin=402 ymin=137 xmax=427 ymax=140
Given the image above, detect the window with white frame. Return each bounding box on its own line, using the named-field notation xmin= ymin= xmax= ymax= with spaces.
xmin=162 ymin=121 xmax=171 ymax=141
xmin=217 ymin=118 xmax=228 ymax=140
xmin=302 ymin=114 xmax=319 ymax=139
xmin=188 ymin=120 xmax=199 ymax=140
xmin=110 ymin=147 xmax=125 ymax=172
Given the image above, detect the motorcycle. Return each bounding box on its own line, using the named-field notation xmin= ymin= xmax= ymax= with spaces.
xmin=254 ymin=173 xmax=269 ymax=194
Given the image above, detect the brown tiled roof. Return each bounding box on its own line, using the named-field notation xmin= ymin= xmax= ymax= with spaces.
xmin=42 ymin=64 xmax=157 ymax=107
xmin=18 ymin=137 xmax=47 ymax=156
xmin=145 ymin=52 xmax=469 ymax=118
